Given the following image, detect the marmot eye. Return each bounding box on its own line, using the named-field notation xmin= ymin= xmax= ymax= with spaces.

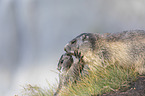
xmin=71 ymin=40 xmax=76 ymax=44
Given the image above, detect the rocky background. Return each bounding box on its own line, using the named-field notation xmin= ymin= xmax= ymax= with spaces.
xmin=0 ymin=0 xmax=145 ymax=96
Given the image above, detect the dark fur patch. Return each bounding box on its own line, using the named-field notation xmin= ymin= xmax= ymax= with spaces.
xmin=80 ymin=33 xmax=97 ymax=50
xmin=87 ymin=33 xmax=97 ymax=50
xmin=73 ymin=33 xmax=97 ymax=50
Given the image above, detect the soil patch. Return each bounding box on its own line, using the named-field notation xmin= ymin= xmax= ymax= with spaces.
xmin=101 ymin=76 xmax=145 ymax=96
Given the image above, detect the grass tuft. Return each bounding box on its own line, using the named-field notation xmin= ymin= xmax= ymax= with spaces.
xmin=60 ymin=63 xmax=138 ymax=96
xmin=18 ymin=63 xmax=139 ymax=96
xmin=19 ymin=83 xmax=56 ymax=96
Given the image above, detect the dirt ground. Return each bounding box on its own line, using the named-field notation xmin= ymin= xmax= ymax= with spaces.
xmin=101 ymin=76 xmax=145 ymax=96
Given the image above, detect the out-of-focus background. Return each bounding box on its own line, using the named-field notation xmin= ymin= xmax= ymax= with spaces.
xmin=0 ymin=0 xmax=145 ymax=96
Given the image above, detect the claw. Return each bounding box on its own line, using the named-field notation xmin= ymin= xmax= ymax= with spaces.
xmin=81 ymin=55 xmax=84 ymax=59
xmin=74 ymin=51 xmax=77 ymax=56
xmin=79 ymin=52 xmax=81 ymax=57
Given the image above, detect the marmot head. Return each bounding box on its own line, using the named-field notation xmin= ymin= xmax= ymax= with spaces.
xmin=64 ymin=33 xmax=97 ymax=54
xmin=57 ymin=53 xmax=73 ymax=71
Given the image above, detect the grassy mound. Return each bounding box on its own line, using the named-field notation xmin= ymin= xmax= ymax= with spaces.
xmin=18 ymin=64 xmax=139 ymax=96
xmin=60 ymin=64 xmax=138 ymax=96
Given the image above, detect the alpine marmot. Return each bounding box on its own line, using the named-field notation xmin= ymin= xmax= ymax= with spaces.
xmin=64 ymin=30 xmax=145 ymax=74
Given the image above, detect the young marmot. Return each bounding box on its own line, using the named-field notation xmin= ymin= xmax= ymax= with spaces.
xmin=54 ymin=51 xmax=84 ymax=96
xmin=57 ymin=53 xmax=73 ymax=73
xmin=64 ymin=30 xmax=145 ymax=74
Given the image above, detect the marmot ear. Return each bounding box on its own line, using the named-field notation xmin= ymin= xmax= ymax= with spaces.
xmin=80 ymin=34 xmax=85 ymax=40
xmin=86 ymin=36 xmax=89 ymax=39
xmin=81 ymin=35 xmax=89 ymax=41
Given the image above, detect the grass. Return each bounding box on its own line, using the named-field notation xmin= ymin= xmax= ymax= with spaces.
xmin=18 ymin=63 xmax=139 ymax=96
xmin=60 ymin=64 xmax=138 ymax=96
xmin=19 ymin=83 xmax=56 ymax=96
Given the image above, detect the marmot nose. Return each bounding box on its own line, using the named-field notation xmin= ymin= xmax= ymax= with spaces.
xmin=64 ymin=47 xmax=67 ymax=52
xmin=64 ymin=43 xmax=69 ymax=52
